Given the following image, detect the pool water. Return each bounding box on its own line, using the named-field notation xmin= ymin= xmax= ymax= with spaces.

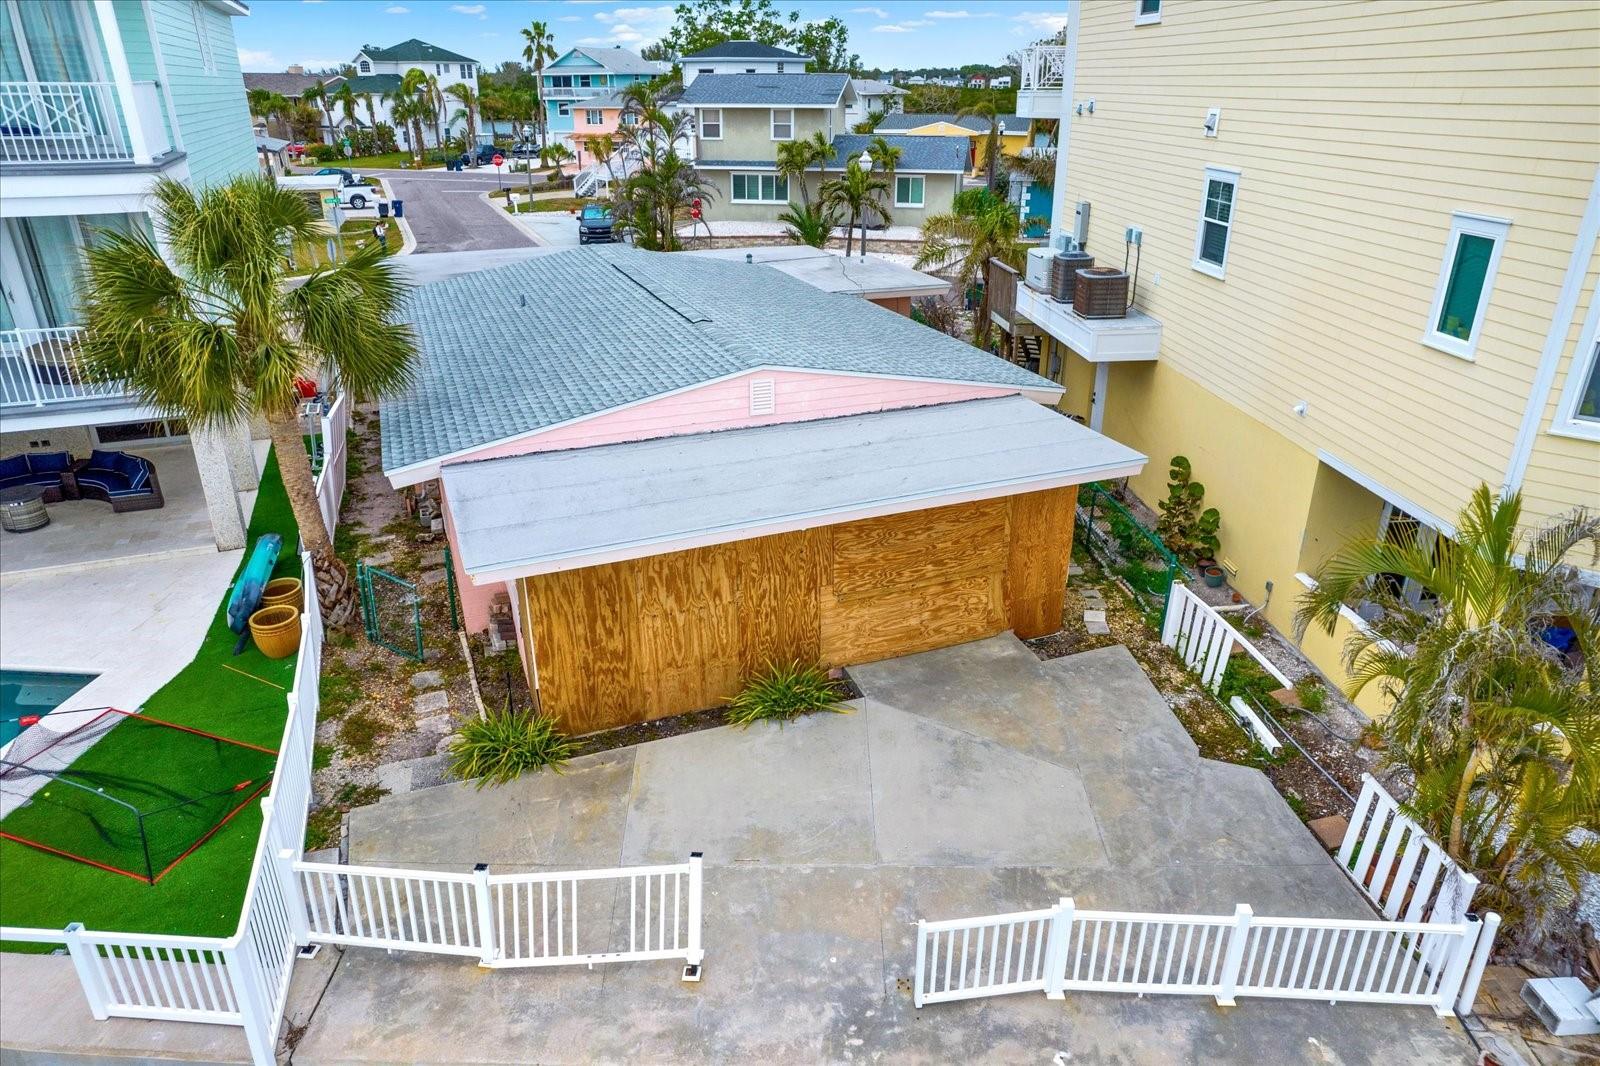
xmin=0 ymin=670 xmax=99 ymax=748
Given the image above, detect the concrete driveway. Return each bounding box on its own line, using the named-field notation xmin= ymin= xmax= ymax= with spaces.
xmin=291 ymin=636 xmax=1474 ymax=1064
xmin=365 ymin=168 xmax=533 ymax=253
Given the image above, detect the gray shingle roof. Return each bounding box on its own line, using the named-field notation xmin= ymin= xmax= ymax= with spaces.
xmin=243 ymin=72 xmax=339 ymax=96
xmin=563 ymin=47 xmax=665 ymax=76
xmin=850 ymin=79 xmax=907 ymax=97
xmin=876 ymin=112 xmax=1023 ymax=133
xmin=380 ymin=245 xmax=1058 ymax=475
xmin=825 ymin=134 xmax=968 ymax=173
xmin=682 ymin=40 xmax=811 ymax=61
xmin=680 ymin=73 xmax=849 ymax=107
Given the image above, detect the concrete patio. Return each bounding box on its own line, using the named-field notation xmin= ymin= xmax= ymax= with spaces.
xmin=283 ymin=635 xmax=1475 ymax=1064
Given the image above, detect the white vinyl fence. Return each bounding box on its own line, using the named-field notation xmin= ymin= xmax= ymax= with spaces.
xmin=313 ymin=393 xmax=349 ymax=536
xmin=1161 ymin=581 xmax=1293 ymax=693
xmin=1339 ymin=774 xmax=1480 ymax=923
xmin=914 ymin=897 xmax=1496 ymax=1019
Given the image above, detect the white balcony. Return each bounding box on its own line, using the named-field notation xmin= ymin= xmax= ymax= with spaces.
xmin=0 ymin=80 xmax=173 ymax=166
xmin=543 ymin=85 xmax=608 ymax=101
xmin=1013 ymin=283 xmax=1162 ymax=364
xmin=1016 ymin=44 xmax=1068 ymax=120
xmin=0 ymin=327 xmax=131 ymax=410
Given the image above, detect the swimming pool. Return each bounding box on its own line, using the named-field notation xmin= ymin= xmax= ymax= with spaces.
xmin=0 ymin=669 xmax=99 ymax=748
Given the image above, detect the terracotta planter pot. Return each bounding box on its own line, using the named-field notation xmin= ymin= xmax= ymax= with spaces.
xmin=249 ymin=604 xmax=302 ymax=660
xmin=260 ymin=577 xmax=303 ymax=610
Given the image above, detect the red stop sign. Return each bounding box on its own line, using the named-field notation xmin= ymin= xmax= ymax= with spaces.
xmin=492 ymin=153 xmax=504 ymax=167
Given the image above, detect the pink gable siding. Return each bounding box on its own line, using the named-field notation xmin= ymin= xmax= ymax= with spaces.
xmin=453 ymin=370 xmax=1024 ymax=465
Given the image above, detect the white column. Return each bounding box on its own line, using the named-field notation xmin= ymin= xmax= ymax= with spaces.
xmin=1049 ymin=1 xmax=1082 ymax=252
xmin=93 ymin=0 xmax=153 ymax=165
xmin=1089 ymin=361 xmax=1109 ymax=432
xmin=190 ymin=425 xmax=247 ymax=550
xmin=222 ymin=418 xmax=260 ymax=491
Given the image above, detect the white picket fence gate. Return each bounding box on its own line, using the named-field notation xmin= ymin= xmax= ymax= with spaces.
xmin=1 ymin=556 xmax=704 ymax=1065
xmin=313 ymin=392 xmax=349 ymax=536
xmin=914 ymin=898 xmax=1496 ymax=1018
xmin=1161 ymin=581 xmax=1293 ymax=693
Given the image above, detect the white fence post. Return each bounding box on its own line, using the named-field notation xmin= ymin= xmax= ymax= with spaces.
xmin=1455 ymin=911 xmax=1499 ymax=1017
xmin=472 ymin=863 xmax=495 ymax=967
xmin=1043 ymin=897 xmax=1072 ymax=1000
xmin=685 ymin=852 xmax=705 ymax=971
xmin=276 ymin=848 xmax=311 ymax=947
xmin=1432 ymin=915 xmax=1482 ymax=1018
xmin=913 ymin=919 xmax=928 ymax=1008
xmin=62 ymin=923 xmax=110 ymax=1020
xmin=225 ymin=944 xmax=275 ymax=1066
xmin=1214 ymin=904 xmax=1252 ymax=1006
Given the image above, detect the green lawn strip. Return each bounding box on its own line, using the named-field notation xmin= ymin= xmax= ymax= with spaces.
xmin=291 ymin=219 xmax=397 ymax=275
xmin=0 ymin=450 xmax=302 ymax=948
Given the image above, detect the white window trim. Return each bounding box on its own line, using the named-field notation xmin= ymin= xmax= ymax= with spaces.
xmin=770 ymin=108 xmax=793 ymax=141
xmin=730 ymin=171 xmax=788 ymax=204
xmin=584 ymin=110 xmax=602 ymax=125
xmin=1134 ymin=0 xmax=1162 ymax=26
xmin=1422 ymin=211 xmax=1511 ymax=362
xmin=190 ymin=2 xmax=216 ymax=75
xmin=699 ymin=108 xmax=722 ymax=140
xmin=894 ymin=175 xmax=925 ymax=209
xmin=1550 ymin=286 xmax=1600 ymax=441
xmin=1191 ymin=165 xmax=1239 ymax=280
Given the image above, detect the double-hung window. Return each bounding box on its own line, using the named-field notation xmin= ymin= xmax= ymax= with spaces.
xmin=895 ymin=175 xmax=924 ymax=208
xmin=732 ymin=173 xmax=789 ymax=203
xmin=1191 ymin=166 xmax=1238 ymax=279
xmin=699 ymin=108 xmax=722 ymax=139
xmin=770 ymin=108 xmax=793 ymax=140
xmin=1423 ymin=212 xmax=1509 ymax=360
xmin=584 ymin=110 xmax=602 ymax=125
xmin=1135 ymin=0 xmax=1162 ymax=25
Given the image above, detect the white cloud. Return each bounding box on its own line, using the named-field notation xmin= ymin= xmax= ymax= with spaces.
xmin=384 ymin=4 xmax=409 ymax=11
xmin=450 ymin=3 xmax=485 ymax=11
xmin=238 ymin=47 xmax=276 ymax=68
xmin=850 ymin=5 xmax=889 ymax=16
xmin=584 ymin=5 xmax=673 ymax=44
xmin=926 ymin=9 xmax=994 ymax=17
xmin=558 ymin=15 xmax=583 ymax=22
xmin=1011 ymin=11 xmax=1070 ymax=34
xmin=873 ymin=20 xmax=931 ymax=33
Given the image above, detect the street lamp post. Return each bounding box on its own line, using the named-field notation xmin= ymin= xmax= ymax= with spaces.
xmin=858 ymin=150 xmax=873 ymax=260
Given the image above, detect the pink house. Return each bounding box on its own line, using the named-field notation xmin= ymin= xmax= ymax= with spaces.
xmin=380 ymin=245 xmax=1145 ymax=729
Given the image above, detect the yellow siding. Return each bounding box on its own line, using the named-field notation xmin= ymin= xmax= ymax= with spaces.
xmin=1067 ymin=0 xmax=1600 ymax=527
xmin=1519 ymin=247 xmax=1600 ymax=528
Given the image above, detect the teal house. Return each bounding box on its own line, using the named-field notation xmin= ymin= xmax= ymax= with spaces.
xmin=542 ymin=47 xmax=664 ymax=145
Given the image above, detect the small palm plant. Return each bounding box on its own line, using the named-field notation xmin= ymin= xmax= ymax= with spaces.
xmin=822 ymin=157 xmax=892 ymax=257
xmin=726 ymin=662 xmax=847 ymax=727
xmin=446 ymin=709 xmax=578 ymax=788
xmin=778 ymin=201 xmax=835 ymax=248
xmin=916 ymin=194 xmax=1029 ymax=346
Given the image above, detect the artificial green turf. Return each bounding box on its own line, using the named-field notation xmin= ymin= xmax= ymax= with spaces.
xmin=0 ymin=449 xmax=302 ymax=946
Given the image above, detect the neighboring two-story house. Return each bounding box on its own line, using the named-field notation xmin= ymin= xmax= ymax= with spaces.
xmin=542 ymin=46 xmax=664 ymax=151
xmin=680 ymin=40 xmax=811 ymax=86
xmin=845 ymin=78 xmax=906 ymax=129
xmin=2 ymin=0 xmax=264 ymax=556
xmin=347 ymin=39 xmax=479 ymax=150
xmin=873 ymin=111 xmax=1027 ymax=177
xmin=682 ymin=74 xmax=966 ymax=228
xmin=1001 ymin=0 xmax=1600 ymax=712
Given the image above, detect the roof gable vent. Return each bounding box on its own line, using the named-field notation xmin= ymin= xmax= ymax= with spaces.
xmin=749 ymin=377 xmax=776 ymax=415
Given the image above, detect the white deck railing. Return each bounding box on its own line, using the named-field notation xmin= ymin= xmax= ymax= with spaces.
xmin=313 ymin=394 xmax=349 ymax=536
xmin=0 ymin=327 xmax=132 ymax=409
xmin=0 ymin=80 xmax=129 ymax=164
xmin=914 ymin=897 xmax=1497 ymax=1018
xmin=1339 ymin=774 xmax=1480 ymax=924
xmin=1161 ymin=581 xmax=1293 ymax=694
xmin=1018 ymin=44 xmax=1069 ymax=93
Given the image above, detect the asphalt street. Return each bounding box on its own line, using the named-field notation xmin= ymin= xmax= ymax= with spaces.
xmin=366 ymin=168 xmax=536 ymax=253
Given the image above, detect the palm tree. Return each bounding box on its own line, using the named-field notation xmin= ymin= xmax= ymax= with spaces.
xmin=521 ymin=20 xmax=557 ymax=149
xmin=775 ymin=139 xmax=818 ymax=208
xmin=863 ymin=135 xmax=902 ymax=228
xmin=423 ymin=74 xmax=446 ymax=152
xmin=360 ymin=91 xmax=378 ymax=133
xmin=1298 ymin=488 xmax=1599 ymax=946
xmin=778 ymin=201 xmax=835 ymax=248
xmin=613 ymin=88 xmax=713 ymax=251
xmin=391 ymin=68 xmax=431 ymax=160
xmin=957 ymin=101 xmax=1003 ymax=190
xmin=302 ymin=81 xmax=334 ymax=145
xmin=540 ymin=141 xmax=574 ymax=171
xmin=445 ymin=83 xmax=480 ymax=159
xmin=803 ymin=128 xmax=835 ymax=202
xmin=821 ymin=156 xmax=892 ymax=257
xmin=852 ymin=107 xmax=886 ymax=135
xmin=586 ymin=132 xmax=620 ymax=189
xmin=915 ymin=195 xmax=1028 ymax=345
xmin=76 ymin=176 xmax=418 ymax=628
xmin=247 ymin=87 xmax=274 ymax=130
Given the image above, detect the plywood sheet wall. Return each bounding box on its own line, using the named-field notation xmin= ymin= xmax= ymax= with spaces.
xmin=519 ymin=486 xmax=1077 ymax=734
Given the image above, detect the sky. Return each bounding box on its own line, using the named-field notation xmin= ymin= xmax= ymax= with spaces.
xmin=234 ymin=0 xmax=1070 ymax=73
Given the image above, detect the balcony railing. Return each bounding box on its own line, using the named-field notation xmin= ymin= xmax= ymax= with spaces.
xmin=1019 ymin=45 xmax=1069 ymax=93
xmin=0 ymin=80 xmax=171 ymax=165
xmin=542 ymin=85 xmax=607 ymax=101
xmin=0 ymin=327 xmax=129 ymax=409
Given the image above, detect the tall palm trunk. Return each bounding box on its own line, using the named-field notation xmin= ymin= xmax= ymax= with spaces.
xmin=265 ymin=412 xmax=356 ymax=628
xmin=844 ymin=211 xmax=856 ymax=256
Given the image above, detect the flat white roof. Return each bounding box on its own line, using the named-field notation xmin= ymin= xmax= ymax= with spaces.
xmin=442 ymin=395 xmax=1146 ymax=582
xmin=682 ymin=246 xmax=950 ymax=300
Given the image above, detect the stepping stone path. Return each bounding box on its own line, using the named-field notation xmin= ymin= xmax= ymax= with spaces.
xmin=419 ymin=568 xmax=447 ymax=588
xmin=410 ymin=670 xmax=444 ymax=690
xmin=420 ymin=550 xmax=447 ymax=569
xmin=414 ymin=714 xmax=453 ymax=735
xmin=413 ymin=689 xmax=449 ymax=716
xmin=1078 ymin=585 xmax=1111 ymax=634
xmin=365 ymin=551 xmax=395 ymax=567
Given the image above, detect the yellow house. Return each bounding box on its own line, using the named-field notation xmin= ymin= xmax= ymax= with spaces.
xmin=874 ymin=112 xmax=1029 ymax=177
xmin=1007 ymin=0 xmax=1600 ymax=715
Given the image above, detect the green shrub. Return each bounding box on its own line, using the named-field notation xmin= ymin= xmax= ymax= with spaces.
xmin=447 ymin=710 xmax=577 ymax=789
xmin=1116 ymin=560 xmax=1169 ymax=597
xmin=726 ymin=661 xmax=847 ymax=727
xmin=1216 ymin=657 xmax=1279 ymax=708
xmin=1295 ymin=675 xmax=1328 ymax=713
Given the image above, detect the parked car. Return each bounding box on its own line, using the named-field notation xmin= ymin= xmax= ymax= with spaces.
xmin=277 ymin=174 xmax=381 ymax=211
xmin=474 ymin=144 xmax=502 ymax=165
xmin=577 ymin=203 xmax=615 ymax=245
xmin=510 ymin=142 xmax=540 ymax=159
xmin=314 ymin=167 xmax=361 ymax=186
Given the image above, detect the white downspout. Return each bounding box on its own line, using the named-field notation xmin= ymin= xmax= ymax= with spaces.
xmin=1091 ymin=362 xmax=1108 ymax=432
xmin=93 ymin=0 xmax=152 ymax=165
xmin=1048 ymin=1 xmax=1080 ymax=254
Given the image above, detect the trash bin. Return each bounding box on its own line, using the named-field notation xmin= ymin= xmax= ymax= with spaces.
xmin=392 ymin=199 xmax=404 ymax=218
xmin=377 ymin=201 xmax=390 ymax=218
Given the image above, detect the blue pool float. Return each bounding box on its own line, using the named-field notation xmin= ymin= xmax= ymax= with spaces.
xmin=227 ymin=533 xmax=283 ymax=635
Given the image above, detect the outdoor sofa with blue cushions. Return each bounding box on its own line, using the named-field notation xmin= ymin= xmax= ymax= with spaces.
xmin=71 ymin=450 xmax=164 ymax=512
xmin=0 ymin=451 xmax=73 ymax=503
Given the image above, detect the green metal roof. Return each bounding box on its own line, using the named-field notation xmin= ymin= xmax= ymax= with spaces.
xmin=359 ymin=39 xmax=476 ymax=64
